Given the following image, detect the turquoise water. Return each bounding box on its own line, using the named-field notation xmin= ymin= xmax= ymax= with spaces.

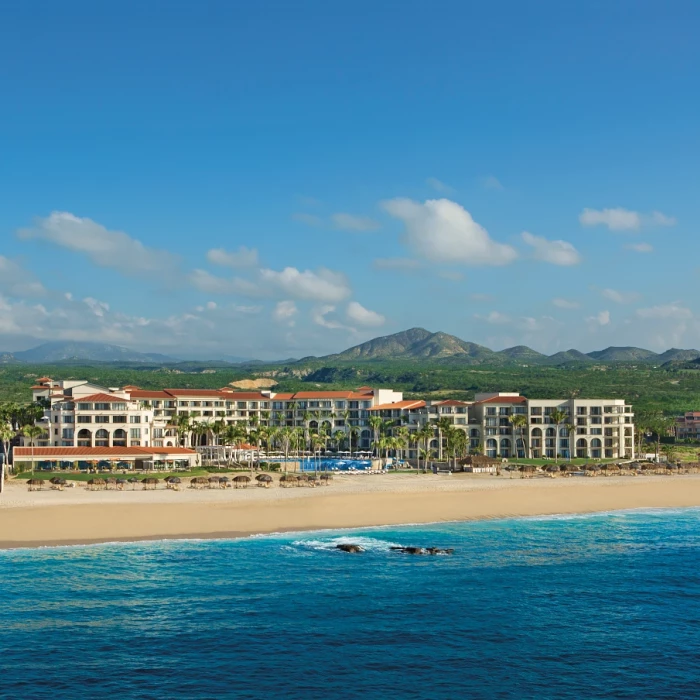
xmin=2 ymin=509 xmax=700 ymax=699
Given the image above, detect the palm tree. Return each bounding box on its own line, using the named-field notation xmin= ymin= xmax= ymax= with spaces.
xmin=0 ymin=422 xmax=14 ymax=493
xmin=348 ymin=426 xmax=360 ymax=458
xmin=431 ymin=417 xmax=453 ymax=461
xmin=368 ymin=415 xmax=384 ymax=458
xmin=549 ymin=409 xmax=567 ymax=460
xmin=170 ymin=413 xmax=191 ymax=448
xmin=509 ymin=414 xmax=528 ymax=459
xmin=409 ymin=431 xmax=420 ymax=470
xmin=22 ymin=424 xmax=45 ymax=478
xmin=417 ymin=425 xmax=434 ymax=472
xmin=563 ymin=422 xmax=575 ymax=461
xmin=395 ymin=426 xmax=410 ymax=464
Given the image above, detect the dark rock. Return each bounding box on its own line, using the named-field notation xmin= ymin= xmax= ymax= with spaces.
xmin=336 ymin=544 xmax=363 ymax=553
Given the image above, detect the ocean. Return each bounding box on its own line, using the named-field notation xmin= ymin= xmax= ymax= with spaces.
xmin=2 ymin=509 xmax=699 ymax=699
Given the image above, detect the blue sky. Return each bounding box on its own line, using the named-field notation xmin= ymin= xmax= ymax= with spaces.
xmin=1 ymin=1 xmax=699 ymax=359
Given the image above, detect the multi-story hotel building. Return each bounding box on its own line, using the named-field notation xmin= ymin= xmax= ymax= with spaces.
xmin=675 ymin=411 xmax=700 ymax=441
xmin=27 ymin=379 xmax=634 ymax=460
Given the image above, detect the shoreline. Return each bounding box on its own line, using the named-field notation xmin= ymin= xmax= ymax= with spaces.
xmin=2 ymin=474 xmax=700 ymax=550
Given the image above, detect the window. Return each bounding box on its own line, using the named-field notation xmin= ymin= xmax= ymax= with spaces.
xmin=153 ymin=429 xmax=163 ymax=438
xmin=62 ymin=415 xmax=74 ymax=423
xmin=77 ymin=416 xmax=92 ymax=424
xmin=78 ymin=403 xmax=91 ymax=410
xmin=62 ymin=428 xmax=74 ymax=440
xmin=530 ymin=407 xmax=542 ymax=416
xmin=95 ymin=416 xmax=110 ymax=423
xmin=486 ymin=408 xmax=497 ymax=416
xmin=112 ymin=415 xmax=127 ymax=423
xmin=94 ymin=403 xmax=110 ymax=411
xmin=130 ymin=428 xmax=141 ymax=439
xmin=129 ymin=416 xmax=141 ymax=424
xmin=112 ymin=403 xmax=127 ymax=411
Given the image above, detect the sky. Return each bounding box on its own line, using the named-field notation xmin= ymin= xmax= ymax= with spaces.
xmin=1 ymin=0 xmax=700 ymax=360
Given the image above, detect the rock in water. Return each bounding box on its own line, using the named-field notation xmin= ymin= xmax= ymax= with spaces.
xmin=336 ymin=544 xmax=363 ymax=553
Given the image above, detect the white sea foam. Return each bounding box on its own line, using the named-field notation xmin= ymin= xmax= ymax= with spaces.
xmin=290 ymin=535 xmax=406 ymax=553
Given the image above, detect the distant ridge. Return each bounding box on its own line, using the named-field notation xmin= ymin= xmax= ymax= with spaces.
xmin=3 ymin=341 xmax=178 ymax=364
xmin=315 ymin=329 xmax=699 ymax=366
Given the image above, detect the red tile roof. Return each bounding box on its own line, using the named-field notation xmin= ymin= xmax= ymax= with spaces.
xmin=31 ymin=385 xmax=50 ymax=390
xmin=369 ymin=400 xmax=426 ymax=411
xmin=434 ymin=399 xmax=472 ymax=406
xmin=291 ymin=391 xmax=356 ymax=399
xmin=474 ymin=395 xmax=527 ymax=404
xmin=130 ymin=390 xmax=173 ymax=399
xmin=74 ymin=393 xmax=132 ymax=403
xmin=164 ymin=389 xmax=242 ymax=397
xmin=37 ymin=377 xmax=52 ymax=383
xmin=14 ymin=446 xmax=196 ymax=458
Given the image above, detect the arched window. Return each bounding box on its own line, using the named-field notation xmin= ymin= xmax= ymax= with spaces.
xmin=77 ymin=429 xmax=91 ymax=447
xmin=470 ymin=428 xmax=480 ymax=438
xmin=545 ymin=427 xmax=556 ymax=437
xmin=113 ymin=429 xmax=127 ymax=447
xmin=531 ymin=428 xmax=542 ymax=437
xmin=499 ymin=438 xmax=511 ymax=458
xmin=576 ymin=438 xmax=588 ymax=458
xmin=95 ymin=429 xmax=109 ymax=447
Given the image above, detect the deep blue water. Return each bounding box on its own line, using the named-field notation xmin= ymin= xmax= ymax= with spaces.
xmin=2 ymin=509 xmax=700 ymax=699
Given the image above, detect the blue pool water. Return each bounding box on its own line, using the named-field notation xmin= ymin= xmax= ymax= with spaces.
xmin=2 ymin=509 xmax=700 ymax=699
xmin=297 ymin=457 xmax=372 ymax=471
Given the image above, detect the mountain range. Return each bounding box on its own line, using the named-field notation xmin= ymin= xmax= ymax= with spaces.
xmin=315 ymin=328 xmax=700 ymax=366
xmin=0 ymin=331 xmax=698 ymax=367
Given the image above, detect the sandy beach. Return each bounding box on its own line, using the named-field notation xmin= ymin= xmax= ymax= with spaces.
xmin=2 ymin=473 xmax=700 ymax=549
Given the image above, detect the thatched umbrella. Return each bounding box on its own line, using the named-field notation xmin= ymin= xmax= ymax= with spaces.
xmin=280 ymin=474 xmax=298 ymax=488
xmin=49 ymin=476 xmax=67 ymax=490
xmin=116 ymin=478 xmax=127 ymax=490
xmin=141 ymin=477 xmax=159 ymax=490
xmin=169 ymin=476 xmax=182 ymax=489
xmin=256 ymin=474 xmax=273 ymax=488
xmin=105 ymin=477 xmax=118 ymax=490
xmin=87 ymin=478 xmax=106 ymax=491
xmin=320 ymin=474 xmax=333 ymax=484
xmin=208 ymin=476 xmax=220 ymax=489
xmin=28 ymin=478 xmax=45 ymax=491
xmin=128 ymin=477 xmax=140 ymax=489
xmin=546 ymin=465 xmax=559 ymax=473
xmin=219 ymin=476 xmax=230 ymax=485
xmin=234 ymin=475 xmax=251 ymax=488
xmin=190 ymin=476 xmax=209 ymax=489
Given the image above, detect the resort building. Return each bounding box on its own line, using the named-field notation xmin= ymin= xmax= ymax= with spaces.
xmin=675 ymin=411 xmax=700 ymax=441
xmin=26 ymin=379 xmax=635 ymax=461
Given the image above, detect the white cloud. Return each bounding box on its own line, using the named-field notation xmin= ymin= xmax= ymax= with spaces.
xmin=636 ymin=304 xmax=692 ymax=320
xmin=188 ymin=269 xmax=249 ymax=295
xmin=18 ymin=211 xmax=179 ymax=278
xmin=625 ymin=242 xmax=653 ymax=253
xmin=0 ymin=257 xmax=46 ymax=297
xmin=83 ymin=297 xmax=110 ymax=317
xmin=207 ymin=246 xmax=259 ymax=268
xmin=273 ymin=300 xmax=298 ymax=325
xmin=479 ymin=311 xmax=511 ymax=324
xmin=579 ymin=207 xmax=641 ymax=231
xmin=601 ymin=288 xmax=640 ymax=304
xmin=331 ymin=213 xmax=381 ymax=232
xmin=373 ymin=257 xmax=420 ymax=270
xmin=579 ymin=207 xmax=676 ymax=232
xmin=381 ymin=197 xmax=517 ymax=266
xmin=346 ymin=301 xmax=385 ymax=327
xmin=650 ymin=211 xmax=677 ymax=227
xmin=206 ymin=301 xmax=217 ymax=310
xmin=292 ymin=212 xmax=323 ymax=227
xmin=552 ymin=298 xmax=580 ymax=309
xmin=259 ymin=267 xmax=351 ymax=303
xmin=426 ymin=177 xmax=454 ymax=194
xmin=521 ymin=231 xmax=582 ymax=266
xmin=587 ymin=310 xmax=611 ymax=326
xmin=483 ymin=175 xmax=503 ymax=191
xmin=311 ymin=305 xmax=345 ymax=329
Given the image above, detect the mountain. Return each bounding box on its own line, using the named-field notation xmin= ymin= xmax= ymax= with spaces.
xmin=655 ymin=348 xmax=700 ymax=364
xmin=324 ymin=328 xmax=498 ymax=363
xmin=495 ymin=345 xmax=547 ymax=363
xmin=12 ymin=341 xmax=178 ymax=364
xmin=544 ymin=349 xmax=594 ymax=365
xmin=586 ymin=346 xmax=658 ymax=363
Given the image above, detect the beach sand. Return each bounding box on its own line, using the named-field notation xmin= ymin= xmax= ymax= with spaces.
xmin=2 ymin=473 xmax=700 ymax=549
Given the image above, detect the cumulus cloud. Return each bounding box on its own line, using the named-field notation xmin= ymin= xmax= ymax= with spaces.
xmin=259 ymin=267 xmax=351 ymax=303
xmin=373 ymin=257 xmax=420 ymax=270
xmin=521 ymin=231 xmax=582 ymax=266
xmin=478 ymin=311 xmax=511 ymax=324
xmin=273 ymin=300 xmax=298 ymax=325
xmin=552 ymin=298 xmax=580 ymax=309
xmin=636 ymin=304 xmax=692 ymax=320
xmin=0 ymin=257 xmax=46 ymax=297
xmin=346 ymin=301 xmax=385 ymax=327
xmin=601 ymin=288 xmax=640 ymax=304
xmin=292 ymin=212 xmax=323 ymax=227
xmin=587 ymin=310 xmax=611 ymax=326
xmin=426 ymin=177 xmax=454 ymax=194
xmin=579 ymin=207 xmax=676 ymax=231
xmin=83 ymin=297 xmax=110 ymax=317
xmin=625 ymin=242 xmax=653 ymax=253
xmin=18 ymin=211 xmax=180 ymax=278
xmin=311 ymin=305 xmax=345 ymax=329
xmin=331 ymin=213 xmax=381 ymax=232
xmin=188 ymin=269 xmax=252 ymax=295
xmin=381 ymin=198 xmax=517 ymax=266
xmin=207 ymin=246 xmax=259 ymax=268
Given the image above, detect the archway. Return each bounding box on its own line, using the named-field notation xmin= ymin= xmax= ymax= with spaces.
xmin=95 ymin=429 xmax=109 ymax=447
xmin=113 ymin=429 xmax=127 ymax=447
xmin=77 ymin=429 xmax=92 ymax=448
xmin=576 ymin=438 xmax=588 ymax=458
